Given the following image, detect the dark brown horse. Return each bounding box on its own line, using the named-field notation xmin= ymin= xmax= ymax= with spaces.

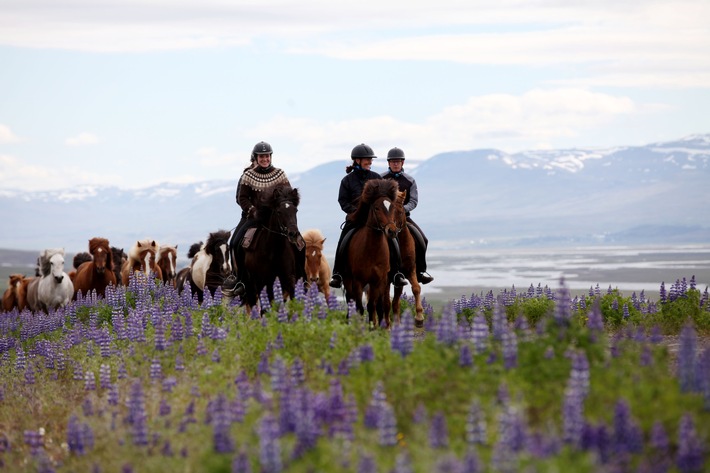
xmin=157 ymin=244 xmax=178 ymax=287
xmin=176 ymin=232 xmax=231 ymax=303
xmin=391 ymin=191 xmax=424 ymax=326
xmin=343 ymin=179 xmax=400 ymax=328
xmin=73 ymin=237 xmax=117 ymax=299
xmin=240 ymin=184 xmax=305 ymax=310
xmin=121 ymin=239 xmax=162 ymax=285
xmin=111 ymin=247 xmax=127 ymax=286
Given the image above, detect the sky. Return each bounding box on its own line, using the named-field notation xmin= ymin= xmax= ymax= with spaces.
xmin=1 ymin=0 xmax=709 ymax=191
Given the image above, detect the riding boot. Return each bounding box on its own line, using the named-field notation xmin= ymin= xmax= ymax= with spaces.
xmin=388 ymin=238 xmax=408 ymax=288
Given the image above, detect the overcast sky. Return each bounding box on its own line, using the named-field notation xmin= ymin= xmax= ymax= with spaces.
xmin=1 ymin=0 xmax=709 ymax=191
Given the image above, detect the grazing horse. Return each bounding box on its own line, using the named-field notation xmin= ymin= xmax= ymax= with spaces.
xmin=121 ymin=240 xmax=162 ymax=285
xmin=343 ymin=179 xmax=400 ymax=328
xmin=391 ymin=191 xmax=425 ymax=326
xmin=302 ymin=228 xmax=331 ymax=301
xmin=111 ymin=247 xmax=127 ymax=285
xmin=240 ymin=184 xmax=305 ymax=309
xmin=73 ymin=237 xmax=117 ymax=299
xmin=177 ymin=232 xmax=231 ymax=303
xmin=26 ymin=248 xmax=74 ymax=313
xmin=157 ymin=244 xmax=178 ymax=287
xmin=2 ymin=274 xmax=25 ymax=312
xmin=69 ymin=252 xmax=92 ymax=282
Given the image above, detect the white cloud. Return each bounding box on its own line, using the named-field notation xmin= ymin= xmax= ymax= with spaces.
xmin=0 ymin=153 xmax=122 ymax=191
xmin=0 ymin=124 xmax=20 ymax=144
xmin=195 ymin=147 xmax=239 ymax=167
xmin=65 ymin=133 xmax=99 ymax=146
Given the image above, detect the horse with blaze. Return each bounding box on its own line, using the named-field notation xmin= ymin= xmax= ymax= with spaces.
xmin=176 ymin=231 xmax=231 ymax=303
xmin=239 ymin=184 xmax=305 ymax=310
xmin=343 ymin=179 xmax=400 ymax=328
xmin=121 ymin=239 xmax=162 ymax=285
xmin=157 ymin=244 xmax=179 ymax=287
xmin=73 ymin=237 xmax=117 ymax=299
xmin=2 ymin=274 xmax=26 ymax=312
xmin=302 ymin=228 xmax=331 ymax=301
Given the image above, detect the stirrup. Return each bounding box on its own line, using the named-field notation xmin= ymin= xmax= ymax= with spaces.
xmin=329 ymin=273 xmax=343 ymax=289
xmin=393 ymin=272 xmax=408 ymax=288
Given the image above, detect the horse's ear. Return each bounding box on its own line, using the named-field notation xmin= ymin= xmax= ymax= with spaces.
xmin=320 ymin=238 xmax=326 ymax=245
xmin=151 ymin=240 xmax=157 ymax=248
xmin=136 ymin=240 xmax=142 ymax=248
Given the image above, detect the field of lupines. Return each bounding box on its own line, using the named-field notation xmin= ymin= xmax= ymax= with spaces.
xmin=1 ymin=274 xmax=709 ymax=473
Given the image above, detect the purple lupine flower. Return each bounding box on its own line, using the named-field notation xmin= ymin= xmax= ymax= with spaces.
xmin=466 ymin=399 xmax=487 ymax=445
xmin=461 ymin=449 xmax=481 ymax=473
xmin=108 ymin=383 xmax=119 ymax=406
xmin=99 ymin=364 xmax=111 ymax=389
xmin=357 ymin=454 xmax=377 ymax=473
xmin=659 ymin=281 xmax=667 ymax=303
xmin=413 ymin=403 xmax=428 ymax=425
xmin=612 ymin=399 xmax=642 ymax=455
xmin=378 ymin=402 xmax=398 ymax=447
xmin=67 ymin=415 xmax=90 ymax=455
xmin=392 ymin=450 xmax=412 ymax=473
xmin=364 ymin=381 xmax=387 ymax=429
xmin=175 ymin=354 xmax=185 ymax=371
xmin=259 ymin=287 xmax=271 ymax=313
xmin=82 ymin=398 xmax=94 ymax=417
xmin=498 ymin=405 xmax=527 ymax=452
xmin=677 ymin=414 xmax=704 ymax=473
xmin=117 ymin=362 xmax=127 ymax=379
xmin=212 ymin=394 xmax=234 ymax=454
xmin=290 ymin=358 xmax=305 ymax=386
xmin=471 ymin=314 xmax=489 ymax=354
xmin=127 ymin=380 xmax=149 ymax=446
xmin=586 ymin=299 xmax=604 ymax=333
xmin=554 ymin=277 xmax=572 ymax=324
xmin=436 ymin=303 xmax=458 ymax=346
xmin=270 ymin=356 xmax=287 ymax=394
xmin=24 ymin=364 xmax=36 ymax=385
xmin=429 ymin=411 xmax=449 ymax=448
xmin=272 ymin=278 xmax=283 ymax=306
xmin=359 ymin=344 xmax=374 ymax=363
xmin=24 ymin=429 xmax=43 ymax=455
xmin=678 ymin=324 xmax=698 ymax=392
xmin=150 ymin=358 xmax=162 ymax=381
xmin=159 ymin=398 xmax=171 ymax=417
xmin=459 ymin=344 xmax=473 ymax=367
xmin=491 ymin=299 xmax=507 ymax=341
xmin=257 ymin=352 xmax=270 ymax=375
xmin=501 ymin=326 xmax=518 ymax=369
xmin=211 ymin=348 xmax=221 ymax=363
xmin=258 ymin=413 xmax=282 ymax=473
xmin=84 ymin=371 xmax=96 ymax=391
xmin=196 ymin=339 xmax=208 ymax=356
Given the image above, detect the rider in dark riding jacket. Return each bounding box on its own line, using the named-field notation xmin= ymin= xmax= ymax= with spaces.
xmin=380 ymin=147 xmax=433 ymax=285
xmin=222 ymin=141 xmax=291 ymax=298
xmin=329 ymin=143 xmax=408 ymax=289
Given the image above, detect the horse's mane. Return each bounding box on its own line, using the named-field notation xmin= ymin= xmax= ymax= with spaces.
xmin=39 ymin=248 xmax=65 ymax=276
xmin=348 ymin=179 xmax=399 ymax=226
xmin=128 ymin=239 xmax=159 ymax=262
xmin=73 ymin=252 xmax=92 ymax=269
xmin=187 ymin=242 xmax=202 ymax=259
xmin=204 ymin=230 xmax=230 ymax=256
xmin=302 ymin=228 xmax=325 ymax=248
xmin=258 ymin=184 xmax=300 ymax=212
xmin=89 ymin=237 xmax=110 ymax=254
xmin=159 ymin=244 xmax=178 ymax=257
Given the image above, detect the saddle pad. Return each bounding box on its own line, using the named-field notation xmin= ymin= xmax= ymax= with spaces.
xmin=242 ymin=227 xmax=257 ymax=249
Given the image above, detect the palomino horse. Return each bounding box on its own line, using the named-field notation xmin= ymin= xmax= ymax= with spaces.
xmin=26 ymin=248 xmax=74 ymax=313
xmin=302 ymin=228 xmax=331 ymax=301
xmin=73 ymin=237 xmax=117 ymax=299
xmin=111 ymin=247 xmax=127 ymax=285
xmin=157 ymin=244 xmax=178 ymax=287
xmin=121 ymin=239 xmax=162 ymax=285
xmin=343 ymin=179 xmax=400 ymax=328
xmin=240 ymin=184 xmax=305 ymax=309
xmin=391 ymin=191 xmax=425 ymax=327
xmin=2 ymin=274 xmax=25 ymax=312
xmin=176 ymin=232 xmax=231 ymax=303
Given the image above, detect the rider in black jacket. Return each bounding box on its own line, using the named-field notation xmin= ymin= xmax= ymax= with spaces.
xmin=381 ymin=147 xmax=433 ymax=284
xmin=329 ymin=143 xmax=408 ymax=289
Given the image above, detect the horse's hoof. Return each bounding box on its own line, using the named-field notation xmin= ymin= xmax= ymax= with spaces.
xmin=414 ymin=318 xmax=424 ymax=328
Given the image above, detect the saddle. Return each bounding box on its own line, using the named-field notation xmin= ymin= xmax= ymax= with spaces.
xmin=407 ymin=223 xmax=427 ymax=251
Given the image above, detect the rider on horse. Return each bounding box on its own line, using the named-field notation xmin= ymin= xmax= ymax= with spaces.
xmin=381 ymin=147 xmax=434 ymax=285
xmin=329 ymin=143 xmax=408 ymax=289
xmin=222 ymin=141 xmax=292 ymax=298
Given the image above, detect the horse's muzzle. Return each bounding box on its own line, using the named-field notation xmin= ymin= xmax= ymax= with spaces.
xmin=54 ymin=275 xmax=64 ymax=283
xmin=291 ymin=232 xmax=305 ymax=251
xmin=385 ymin=225 xmax=399 ymax=239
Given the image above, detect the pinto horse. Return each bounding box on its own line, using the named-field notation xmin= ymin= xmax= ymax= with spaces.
xmin=343 ymin=179 xmax=400 ymax=328
xmin=302 ymin=228 xmax=331 ymax=301
xmin=73 ymin=237 xmax=117 ymax=299
xmin=176 ymin=231 xmax=231 ymax=303
xmin=157 ymin=244 xmax=178 ymax=287
xmin=240 ymin=184 xmax=305 ymax=309
xmin=26 ymin=248 xmax=74 ymax=313
xmin=121 ymin=239 xmax=162 ymax=285
xmin=391 ymin=191 xmax=425 ymax=326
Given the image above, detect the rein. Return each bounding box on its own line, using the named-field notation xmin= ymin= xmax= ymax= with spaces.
xmin=366 ymin=200 xmax=401 ymax=235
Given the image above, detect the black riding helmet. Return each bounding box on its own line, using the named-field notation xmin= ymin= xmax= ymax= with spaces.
xmin=387 ymin=147 xmax=405 ymax=161
xmin=251 ymin=141 xmax=273 ymax=162
xmin=351 ymin=143 xmax=377 ymax=160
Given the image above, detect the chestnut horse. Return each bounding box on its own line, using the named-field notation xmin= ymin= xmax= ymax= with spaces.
xmin=176 ymin=231 xmax=231 ymax=303
xmin=302 ymin=228 xmax=331 ymax=301
xmin=157 ymin=244 xmax=178 ymax=287
xmin=391 ymin=191 xmax=425 ymax=326
xmin=240 ymin=184 xmax=305 ymax=310
xmin=121 ymin=239 xmax=162 ymax=285
xmin=73 ymin=237 xmax=117 ymax=299
xmin=26 ymin=248 xmax=74 ymax=313
xmin=2 ymin=274 xmax=25 ymax=312
xmin=343 ymin=179 xmax=400 ymax=328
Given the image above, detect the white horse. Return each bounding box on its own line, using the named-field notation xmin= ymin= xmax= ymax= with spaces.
xmin=26 ymin=248 xmax=74 ymax=313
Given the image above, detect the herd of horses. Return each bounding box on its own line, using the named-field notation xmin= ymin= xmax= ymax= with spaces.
xmin=2 ymin=181 xmax=425 ymax=328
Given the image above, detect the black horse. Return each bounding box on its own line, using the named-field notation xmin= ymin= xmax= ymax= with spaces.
xmin=240 ymin=184 xmax=305 ymax=310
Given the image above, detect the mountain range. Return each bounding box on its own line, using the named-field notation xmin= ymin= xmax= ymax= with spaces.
xmin=1 ymin=134 xmax=708 ymax=262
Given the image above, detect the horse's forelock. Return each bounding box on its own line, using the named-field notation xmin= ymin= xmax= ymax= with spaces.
xmin=205 ymin=231 xmax=230 ymax=254
xmin=302 ymin=229 xmax=325 ymax=247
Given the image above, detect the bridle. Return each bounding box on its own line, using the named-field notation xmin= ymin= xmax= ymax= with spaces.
xmin=367 ymin=198 xmax=401 ymax=235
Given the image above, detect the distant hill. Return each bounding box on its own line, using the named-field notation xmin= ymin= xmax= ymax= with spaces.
xmin=1 ymin=134 xmax=708 ymax=259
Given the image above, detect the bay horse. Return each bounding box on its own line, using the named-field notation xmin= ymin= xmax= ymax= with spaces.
xmin=121 ymin=239 xmax=162 ymax=285
xmin=26 ymin=248 xmax=74 ymax=313
xmin=391 ymin=191 xmax=425 ymax=327
xmin=343 ymin=179 xmax=400 ymax=328
xmin=240 ymin=184 xmax=305 ymax=310
xmin=302 ymin=228 xmax=331 ymax=301
xmin=177 ymin=232 xmax=231 ymax=303
xmin=157 ymin=244 xmax=178 ymax=287
xmin=2 ymin=274 xmax=25 ymax=312
xmin=73 ymin=237 xmax=117 ymax=299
